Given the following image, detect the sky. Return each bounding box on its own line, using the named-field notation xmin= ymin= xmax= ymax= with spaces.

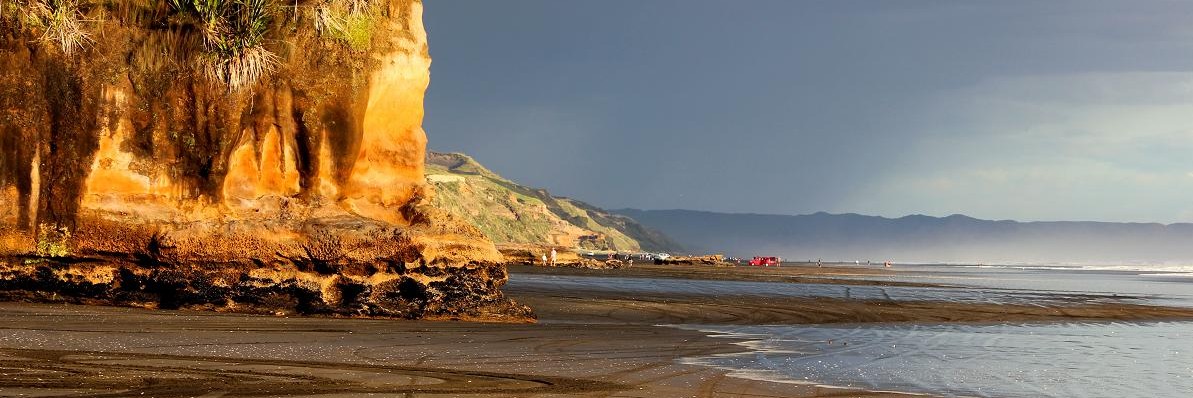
xmin=421 ymin=0 xmax=1193 ymax=223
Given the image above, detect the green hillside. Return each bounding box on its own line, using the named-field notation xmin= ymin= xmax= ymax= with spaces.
xmin=425 ymin=152 xmax=682 ymax=253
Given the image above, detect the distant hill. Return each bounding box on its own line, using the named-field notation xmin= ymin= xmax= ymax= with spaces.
xmin=425 ymin=152 xmax=683 ymax=253
xmin=614 ymin=209 xmax=1193 ymax=264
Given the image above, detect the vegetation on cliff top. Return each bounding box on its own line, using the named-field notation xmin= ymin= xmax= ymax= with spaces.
xmin=1 ymin=0 xmax=392 ymax=90
xmin=425 ymin=152 xmax=685 ymax=253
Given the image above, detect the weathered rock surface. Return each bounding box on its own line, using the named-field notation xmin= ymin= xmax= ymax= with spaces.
xmin=0 ymin=0 xmax=530 ymax=321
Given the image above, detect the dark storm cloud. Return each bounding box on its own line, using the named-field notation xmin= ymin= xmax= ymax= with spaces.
xmin=421 ymin=0 xmax=1193 ymax=223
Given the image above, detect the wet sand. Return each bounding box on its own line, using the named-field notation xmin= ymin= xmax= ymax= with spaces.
xmin=4 ymin=264 xmax=1193 ymax=397
xmin=507 ymin=264 xmax=1193 ymax=325
xmin=525 ymin=262 xmax=902 ymax=278
xmin=0 ymin=302 xmax=904 ymax=397
xmin=511 ymin=262 xmax=940 ymax=287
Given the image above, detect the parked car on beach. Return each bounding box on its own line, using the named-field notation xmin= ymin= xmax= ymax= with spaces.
xmin=646 ymin=253 xmax=671 ymax=261
xmin=748 ymin=256 xmax=781 ymax=266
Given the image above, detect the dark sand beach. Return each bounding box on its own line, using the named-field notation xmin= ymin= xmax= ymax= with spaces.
xmin=0 ymin=302 xmax=897 ymax=397
xmin=506 ymin=264 xmax=1193 ymax=325
xmin=4 ymin=264 xmax=1193 ymax=397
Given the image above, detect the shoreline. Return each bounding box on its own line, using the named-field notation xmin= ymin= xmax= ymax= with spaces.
xmin=509 ymin=263 xmax=947 ymax=287
xmin=507 ymin=264 xmax=1193 ymax=325
xmin=0 ymin=302 xmax=914 ymax=397
xmin=4 ymin=264 xmax=1193 ymax=397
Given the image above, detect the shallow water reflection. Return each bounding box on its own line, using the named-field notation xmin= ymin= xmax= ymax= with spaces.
xmin=680 ymin=322 xmax=1193 ymax=398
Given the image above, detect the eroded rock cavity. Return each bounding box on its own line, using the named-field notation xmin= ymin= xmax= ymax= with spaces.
xmin=0 ymin=0 xmax=530 ymax=321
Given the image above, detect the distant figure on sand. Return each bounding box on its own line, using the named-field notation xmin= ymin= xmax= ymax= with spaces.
xmin=884 ymin=261 xmax=891 ymax=268
xmin=541 ymin=254 xmax=548 ymax=266
xmin=817 ymin=258 xmax=822 ymax=267
xmin=550 ymin=248 xmax=557 ymax=266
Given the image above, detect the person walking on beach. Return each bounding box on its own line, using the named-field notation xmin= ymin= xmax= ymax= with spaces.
xmin=550 ymin=248 xmax=557 ymax=266
xmin=541 ymin=254 xmax=548 ymax=266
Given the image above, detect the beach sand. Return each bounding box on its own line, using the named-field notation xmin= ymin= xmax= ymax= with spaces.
xmin=506 ymin=264 xmax=1193 ymax=325
xmin=0 ymin=302 xmax=902 ymax=397
xmin=3 ymin=264 xmax=1192 ymax=397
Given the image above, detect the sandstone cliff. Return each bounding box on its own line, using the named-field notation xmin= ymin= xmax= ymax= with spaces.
xmin=0 ymin=0 xmax=529 ymax=321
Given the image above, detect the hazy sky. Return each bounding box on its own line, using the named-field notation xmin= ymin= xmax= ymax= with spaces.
xmin=422 ymin=1 xmax=1193 ymax=223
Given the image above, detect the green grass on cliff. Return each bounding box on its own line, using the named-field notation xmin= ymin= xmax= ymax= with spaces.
xmin=2 ymin=0 xmax=387 ymax=89
xmin=316 ymin=1 xmax=378 ymax=51
xmin=427 ymin=175 xmax=557 ymax=245
xmin=425 ymin=152 xmax=684 ymax=253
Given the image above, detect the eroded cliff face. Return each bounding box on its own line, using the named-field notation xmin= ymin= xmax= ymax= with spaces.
xmin=0 ymin=0 xmax=527 ymax=321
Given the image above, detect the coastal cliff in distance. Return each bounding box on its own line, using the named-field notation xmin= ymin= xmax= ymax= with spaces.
xmin=426 ymin=151 xmax=683 ymax=254
xmin=0 ymin=0 xmax=529 ymax=321
xmin=617 ymin=209 xmax=1193 ymax=265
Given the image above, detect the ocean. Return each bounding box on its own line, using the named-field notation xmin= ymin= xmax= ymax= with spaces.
xmin=509 ymin=264 xmax=1193 ymax=397
xmin=683 ymin=265 xmax=1193 ymax=397
xmin=678 ymin=321 xmax=1192 ymax=397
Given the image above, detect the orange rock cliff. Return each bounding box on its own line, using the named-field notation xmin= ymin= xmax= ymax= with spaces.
xmin=0 ymin=0 xmax=530 ymax=320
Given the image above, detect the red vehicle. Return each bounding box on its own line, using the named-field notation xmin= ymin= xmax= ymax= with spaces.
xmin=748 ymin=256 xmax=781 ymax=266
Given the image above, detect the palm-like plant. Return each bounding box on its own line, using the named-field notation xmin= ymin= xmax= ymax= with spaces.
xmin=169 ymin=0 xmax=278 ymax=90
